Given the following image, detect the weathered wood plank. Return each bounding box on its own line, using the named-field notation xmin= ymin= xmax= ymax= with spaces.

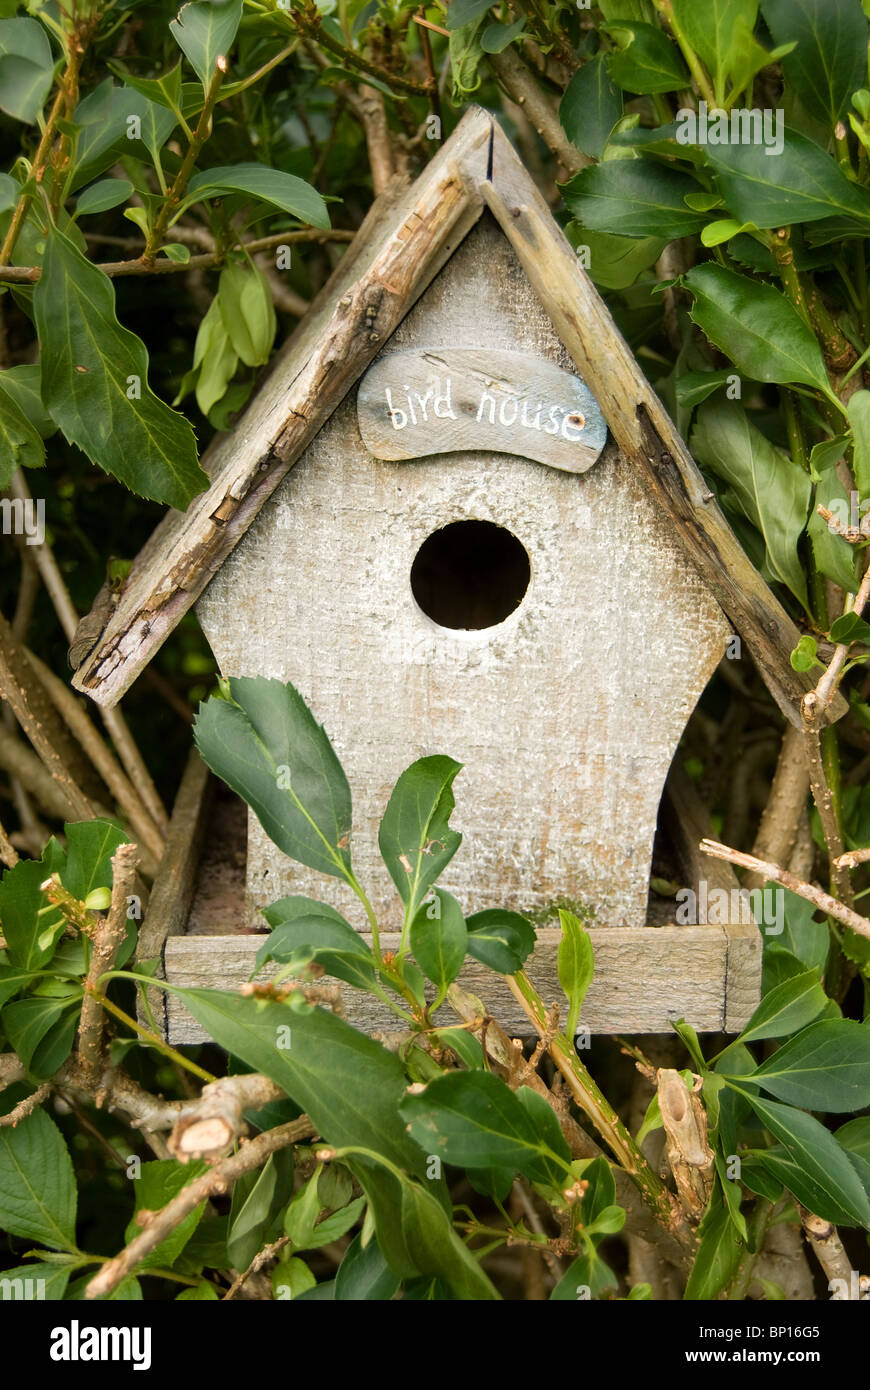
xmin=71 ymin=113 xmax=491 ymax=707
xmin=163 ymin=924 xmax=743 ymax=1044
xmin=356 ymin=347 xmax=607 ymax=471
xmin=463 ymin=122 xmax=846 ymax=730
xmin=135 ymin=749 xmax=212 ymax=1033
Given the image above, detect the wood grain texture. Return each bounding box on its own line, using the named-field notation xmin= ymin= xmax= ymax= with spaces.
xmin=68 ymin=104 xmax=842 ymax=734
xmin=70 ymin=113 xmax=491 ymax=707
xmin=197 ymin=220 xmax=731 ymax=934
xmin=356 ymin=347 xmax=607 ymax=470
xmin=462 ymin=122 xmax=846 ymax=730
xmin=162 ymin=924 xmax=751 ymax=1044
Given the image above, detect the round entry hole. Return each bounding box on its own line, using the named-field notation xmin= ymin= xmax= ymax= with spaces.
xmin=410 ymin=520 xmax=531 ymax=631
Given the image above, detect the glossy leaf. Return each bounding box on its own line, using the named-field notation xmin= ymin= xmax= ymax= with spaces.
xmin=0 ymin=18 xmax=55 ymax=124
xmin=557 ymin=908 xmax=594 ymax=1040
xmin=562 ymin=160 xmax=707 ymax=240
xmin=707 ymin=128 xmax=870 ymax=230
xmin=604 ymin=21 xmax=688 ymax=94
xmin=566 ymin=222 xmax=666 ymax=289
xmin=465 ymin=908 xmax=535 ymax=974
xmin=760 ymin=0 xmax=867 ymax=128
xmin=0 ymin=840 xmax=65 ymax=970
xmin=170 ymin=0 xmax=242 ymax=87
xmin=124 ymin=1160 xmax=207 ymax=1270
xmin=0 ymin=1105 xmax=77 ymax=1251
xmin=765 ymin=888 xmax=829 ymax=975
xmin=258 ymin=897 xmax=371 ymax=967
xmin=334 ymin=1232 xmax=401 ymax=1301
xmin=0 ymin=376 xmax=44 ymax=479
xmin=194 ymin=677 xmax=354 ymax=882
xmin=75 ymin=178 xmax=134 ymax=217
xmin=809 ymin=473 xmax=860 ymax=592
xmin=846 ymin=389 xmax=870 ymax=497
xmin=410 ymin=888 xmax=468 ymax=998
xmin=685 ymin=265 xmax=831 ymax=392
xmin=559 ymin=55 xmax=622 ymax=158
xmin=227 ymin=1150 xmax=293 ymax=1270
xmin=34 ymin=229 xmax=206 ymax=508
xmin=748 ymin=1019 xmax=870 ymax=1111
xmin=735 ymin=969 xmax=828 ymax=1043
xmin=379 ymin=756 xmax=463 ymax=919
xmin=0 ymin=1260 xmax=73 ymax=1301
xmin=691 ymin=398 xmax=811 ymax=607
xmin=671 ymin=0 xmax=757 ymax=105
xmin=684 ymin=1191 xmax=744 ymax=1299
xmin=218 ymin=261 xmax=276 ymax=368
xmin=400 ymin=1072 xmax=572 ymax=1186
xmin=70 ymin=81 xmax=178 ymax=192
xmin=185 ymin=164 xmax=330 ymax=230
xmin=2 ymin=994 xmax=80 ymax=1076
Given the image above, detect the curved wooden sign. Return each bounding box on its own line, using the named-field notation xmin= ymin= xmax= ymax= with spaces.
xmin=356 ymin=347 xmax=608 ymax=473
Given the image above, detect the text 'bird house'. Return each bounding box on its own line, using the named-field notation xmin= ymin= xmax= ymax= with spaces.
xmin=71 ymin=109 xmax=837 ymax=1045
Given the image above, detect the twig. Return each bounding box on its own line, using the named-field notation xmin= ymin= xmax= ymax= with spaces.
xmin=145 ymin=56 xmax=228 ymax=261
xmin=0 ymin=229 xmax=355 ymax=283
xmin=10 ymin=472 xmax=169 ymax=834
xmin=77 ymin=843 xmax=140 ymax=1088
xmin=0 ymin=1083 xmax=52 ymax=1127
xmin=744 ymin=723 xmax=810 ymax=893
xmin=806 ymin=558 xmax=870 ymax=719
xmin=800 ymin=1207 xmax=864 ymax=1299
xmin=24 ymin=648 xmax=163 ymax=869
xmin=168 ymin=1074 xmax=286 ymax=1162
xmin=85 ymin=1117 xmax=315 ymax=1298
xmin=0 ymin=811 xmax=19 ymax=866
xmin=700 ymin=838 xmax=870 ymax=941
xmin=0 ymin=725 xmax=74 ymax=820
xmin=487 ymin=47 xmax=590 ymax=176
xmin=0 ymin=636 xmax=94 ymax=820
xmin=836 ymin=845 xmax=870 ymax=869
xmin=223 ymin=1235 xmax=291 ymax=1300
xmin=656 ymin=1069 xmax=714 ymax=1222
xmin=293 ymin=5 xmax=432 ymax=96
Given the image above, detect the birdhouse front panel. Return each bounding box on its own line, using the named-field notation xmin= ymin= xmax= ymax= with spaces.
xmin=196 ymin=218 xmax=731 ymax=935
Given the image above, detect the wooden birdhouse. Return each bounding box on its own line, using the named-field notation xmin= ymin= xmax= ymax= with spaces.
xmin=71 ymin=109 xmax=839 ymax=1046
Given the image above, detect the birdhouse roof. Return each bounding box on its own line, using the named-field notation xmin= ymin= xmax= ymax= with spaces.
xmin=70 ymin=106 xmax=837 ymax=728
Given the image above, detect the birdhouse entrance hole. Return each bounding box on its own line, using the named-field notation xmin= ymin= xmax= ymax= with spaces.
xmin=409 ymin=519 xmax=531 ymax=631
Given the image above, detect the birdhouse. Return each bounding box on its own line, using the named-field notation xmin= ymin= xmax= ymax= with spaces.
xmin=71 ymin=109 xmax=836 ymax=1046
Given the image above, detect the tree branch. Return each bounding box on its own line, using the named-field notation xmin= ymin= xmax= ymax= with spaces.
xmin=700 ymin=838 xmax=870 ymax=940
xmin=77 ymin=843 xmax=140 ymax=1087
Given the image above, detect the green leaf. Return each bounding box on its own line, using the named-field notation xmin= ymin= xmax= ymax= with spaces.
xmin=273 ymin=1256 xmax=316 ymax=1300
xmin=557 ymin=908 xmax=594 ymax=1040
xmin=70 ymin=81 xmax=178 ymax=192
xmin=446 ymin=0 xmax=493 ymax=28
xmin=106 ymin=58 xmax=186 ymax=114
xmin=176 ymin=1279 xmax=219 ymax=1300
xmin=735 ymin=969 xmax=828 ymax=1043
xmin=185 ymin=164 xmax=330 ymax=231
xmin=2 ymin=994 xmax=80 ymax=1076
xmin=565 ymin=222 xmax=666 ymax=289
xmin=809 ymin=473 xmax=860 ymax=593
xmin=0 ymin=375 xmax=45 ymax=479
xmin=171 ymin=987 xmax=426 ymax=1176
xmin=258 ymin=897 xmax=371 ymax=968
xmin=738 ymin=1091 xmax=870 ymax=1226
xmin=604 ymin=21 xmax=689 ymax=94
xmin=562 ymin=160 xmax=707 ymax=240
xmin=0 ymin=364 xmax=54 ymax=439
xmin=559 ymin=56 xmax=623 ymax=158
xmin=765 ymin=888 xmax=829 ymax=974
xmin=684 ymin=265 xmax=831 ymax=392
xmin=707 ymin=128 xmax=870 ymax=230
xmin=0 ymin=1261 xmax=73 ymax=1301
xmin=790 ymin=634 xmax=821 ymax=671
xmin=479 ymin=17 xmax=526 ymax=52
xmin=0 ymin=840 xmax=65 ymax=971
xmin=379 ymin=755 xmax=462 ymax=921
xmin=830 ymin=611 xmax=870 ymax=644
xmin=334 ymin=1232 xmax=401 ymax=1301
xmin=550 ymin=1246 xmax=619 ymax=1300
xmin=400 ymin=1072 xmax=572 ymax=1187
xmin=75 ymin=179 xmax=134 ymax=218
xmin=0 ymin=1105 xmax=77 ymax=1251
xmin=0 ymin=18 xmax=55 ymax=124
xmin=846 ymin=389 xmax=870 ymax=497
xmin=33 ymin=228 xmax=206 ymax=509
xmin=465 ymin=908 xmax=535 ymax=974
xmin=410 ymin=888 xmax=468 ymax=999
xmin=125 ymin=1160 xmax=207 ymax=1270
xmin=227 ymin=1150 xmax=293 ymax=1270
xmin=684 ymin=1191 xmax=745 ymax=1299
xmin=670 ymin=0 xmax=757 ymax=105
xmin=676 ymin=368 xmax=735 ymax=407
xmin=194 ymin=677 xmax=354 ymax=883
xmin=170 ymin=0 xmax=242 ymax=87
xmin=691 ymin=399 xmax=811 ymax=607
xmin=291 ymin=1195 xmax=366 ymax=1251
xmin=61 ymin=818 xmax=128 ymax=902
xmin=760 ymin=0 xmax=867 ymax=128
xmin=218 ymin=261 xmax=276 ymax=368
xmin=748 ymin=1019 xmax=870 ymax=1111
